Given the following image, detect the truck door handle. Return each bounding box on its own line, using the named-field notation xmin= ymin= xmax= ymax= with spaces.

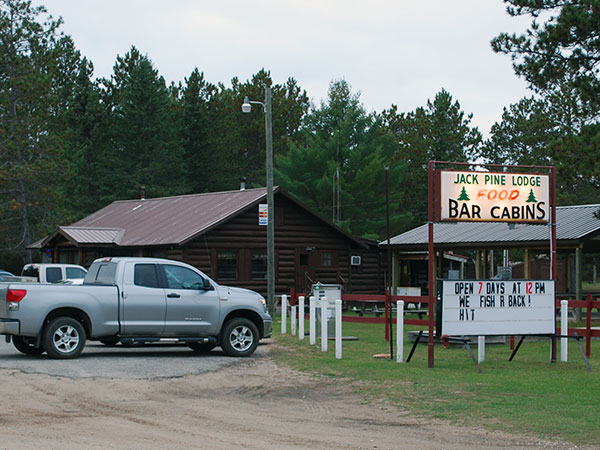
xmin=167 ymin=293 xmax=181 ymax=298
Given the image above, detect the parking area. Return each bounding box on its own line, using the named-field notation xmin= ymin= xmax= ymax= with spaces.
xmin=0 ymin=339 xmax=265 ymax=379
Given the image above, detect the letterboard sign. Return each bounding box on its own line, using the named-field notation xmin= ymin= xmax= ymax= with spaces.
xmin=439 ymin=280 xmax=555 ymax=336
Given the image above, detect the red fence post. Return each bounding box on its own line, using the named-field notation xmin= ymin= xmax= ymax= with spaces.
xmin=290 ymin=288 xmax=296 ymax=307
xmin=385 ymin=290 xmax=390 ymax=342
xmin=586 ymin=293 xmax=592 ymax=358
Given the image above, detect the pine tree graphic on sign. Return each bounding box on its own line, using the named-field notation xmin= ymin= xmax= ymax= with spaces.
xmin=526 ymin=189 xmax=537 ymax=203
xmin=458 ymin=187 xmax=470 ymax=201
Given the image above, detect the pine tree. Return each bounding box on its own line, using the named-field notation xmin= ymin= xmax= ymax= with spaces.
xmin=382 ymin=89 xmax=482 ymax=226
xmin=526 ymin=189 xmax=537 ymax=203
xmin=276 ymin=80 xmax=412 ymax=238
xmin=0 ymin=0 xmax=83 ymax=263
xmin=179 ymin=68 xmax=216 ymax=193
xmin=105 ymin=47 xmax=188 ymax=199
xmin=458 ymin=187 xmax=470 ymax=201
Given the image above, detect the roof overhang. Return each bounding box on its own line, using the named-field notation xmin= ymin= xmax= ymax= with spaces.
xmin=41 ymin=226 xmax=126 ymax=248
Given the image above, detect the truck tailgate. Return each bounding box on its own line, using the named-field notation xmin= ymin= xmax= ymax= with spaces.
xmin=0 ymin=283 xmax=120 ymax=337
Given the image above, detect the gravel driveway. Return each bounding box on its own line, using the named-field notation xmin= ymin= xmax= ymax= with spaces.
xmin=0 ymin=338 xmax=594 ymax=450
xmin=0 ymin=339 xmax=262 ymax=379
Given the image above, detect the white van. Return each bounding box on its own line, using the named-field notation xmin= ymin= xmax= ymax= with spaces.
xmin=21 ymin=263 xmax=87 ymax=284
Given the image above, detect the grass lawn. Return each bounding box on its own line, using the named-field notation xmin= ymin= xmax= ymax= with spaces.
xmin=270 ymin=318 xmax=600 ymax=445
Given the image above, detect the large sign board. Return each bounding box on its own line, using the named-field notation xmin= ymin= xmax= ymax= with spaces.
xmin=438 ymin=280 xmax=555 ymax=336
xmin=438 ymin=170 xmax=550 ymax=223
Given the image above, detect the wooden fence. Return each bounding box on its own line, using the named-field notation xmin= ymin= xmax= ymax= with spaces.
xmin=289 ymin=290 xmax=599 ymax=356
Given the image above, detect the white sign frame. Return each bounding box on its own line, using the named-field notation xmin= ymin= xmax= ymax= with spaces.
xmin=439 ymin=280 xmax=556 ymax=336
xmin=258 ymin=203 xmax=268 ymax=226
xmin=438 ymin=170 xmax=550 ymax=223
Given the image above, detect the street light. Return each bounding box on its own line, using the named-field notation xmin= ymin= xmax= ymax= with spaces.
xmin=242 ymin=85 xmax=275 ymax=318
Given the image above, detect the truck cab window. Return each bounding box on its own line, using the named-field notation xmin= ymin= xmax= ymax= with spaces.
xmin=66 ymin=267 xmax=87 ymax=279
xmin=134 ymin=264 xmax=159 ymax=288
xmin=163 ymin=265 xmax=206 ymax=290
xmin=46 ymin=267 xmax=62 ymax=283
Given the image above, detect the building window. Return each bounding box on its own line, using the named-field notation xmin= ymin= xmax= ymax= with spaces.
xmin=58 ymin=249 xmax=77 ymax=264
xmin=217 ymin=251 xmax=238 ymax=280
xmin=251 ymin=252 xmax=267 ymax=280
xmin=321 ymin=252 xmax=333 ymax=267
xmin=299 ymin=253 xmax=309 ymax=266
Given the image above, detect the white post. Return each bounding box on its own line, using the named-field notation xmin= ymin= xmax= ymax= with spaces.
xmin=309 ymin=296 xmax=316 ymax=345
xmin=281 ymin=294 xmax=287 ymax=334
xmin=561 ymin=299 xmax=568 ymax=362
xmin=478 ymin=336 xmax=485 ymax=363
xmin=396 ymin=300 xmax=404 ymax=363
xmin=298 ymin=296 xmax=305 ymax=340
xmin=321 ymin=296 xmax=328 ymax=352
xmin=291 ymin=305 xmax=297 ymax=336
xmin=335 ymin=299 xmax=342 ymax=359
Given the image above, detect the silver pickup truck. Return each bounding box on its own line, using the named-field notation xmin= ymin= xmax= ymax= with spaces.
xmin=0 ymin=257 xmax=272 ymax=359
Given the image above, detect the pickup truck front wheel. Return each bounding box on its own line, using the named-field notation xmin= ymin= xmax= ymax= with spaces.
xmin=43 ymin=317 xmax=86 ymax=359
xmin=220 ymin=318 xmax=259 ymax=357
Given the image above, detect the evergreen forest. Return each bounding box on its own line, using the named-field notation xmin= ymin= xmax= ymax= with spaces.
xmin=1 ymin=0 xmax=600 ymax=268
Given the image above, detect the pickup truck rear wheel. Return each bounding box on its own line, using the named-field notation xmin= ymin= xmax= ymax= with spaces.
xmin=12 ymin=336 xmax=45 ymax=356
xmin=220 ymin=318 xmax=259 ymax=357
xmin=42 ymin=317 xmax=86 ymax=359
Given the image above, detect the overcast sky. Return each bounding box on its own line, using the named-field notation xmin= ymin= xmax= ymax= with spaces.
xmin=40 ymin=0 xmax=534 ymax=136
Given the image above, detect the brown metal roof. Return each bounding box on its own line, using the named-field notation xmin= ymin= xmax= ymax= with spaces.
xmin=58 ymin=227 xmax=125 ymax=245
xmin=59 ymin=188 xmax=270 ymax=247
xmin=37 ymin=187 xmax=367 ymax=249
xmin=383 ymin=204 xmax=600 ymax=250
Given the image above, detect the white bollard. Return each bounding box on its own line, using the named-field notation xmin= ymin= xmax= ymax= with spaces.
xmin=478 ymin=336 xmax=485 ymax=363
xmin=321 ymin=296 xmax=328 ymax=352
xmin=291 ymin=305 xmax=297 ymax=336
xmin=298 ymin=296 xmax=305 ymax=340
xmin=309 ymin=296 xmax=316 ymax=345
xmin=561 ymin=299 xmax=568 ymax=362
xmin=396 ymin=301 xmax=404 ymax=363
xmin=281 ymin=295 xmax=287 ymax=334
xmin=335 ymin=299 xmax=342 ymax=359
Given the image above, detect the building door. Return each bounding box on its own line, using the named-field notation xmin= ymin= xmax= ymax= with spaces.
xmin=295 ymin=249 xmax=316 ymax=294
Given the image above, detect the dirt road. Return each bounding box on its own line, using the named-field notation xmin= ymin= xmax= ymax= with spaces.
xmin=0 ymin=343 xmax=592 ymax=450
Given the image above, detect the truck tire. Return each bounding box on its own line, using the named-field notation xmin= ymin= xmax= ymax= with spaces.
xmin=220 ymin=318 xmax=259 ymax=357
xmin=12 ymin=336 xmax=45 ymax=356
xmin=42 ymin=317 xmax=86 ymax=359
xmin=188 ymin=342 xmax=217 ymax=353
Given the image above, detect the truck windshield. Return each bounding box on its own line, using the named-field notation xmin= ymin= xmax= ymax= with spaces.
xmin=84 ymin=262 xmax=117 ymax=285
